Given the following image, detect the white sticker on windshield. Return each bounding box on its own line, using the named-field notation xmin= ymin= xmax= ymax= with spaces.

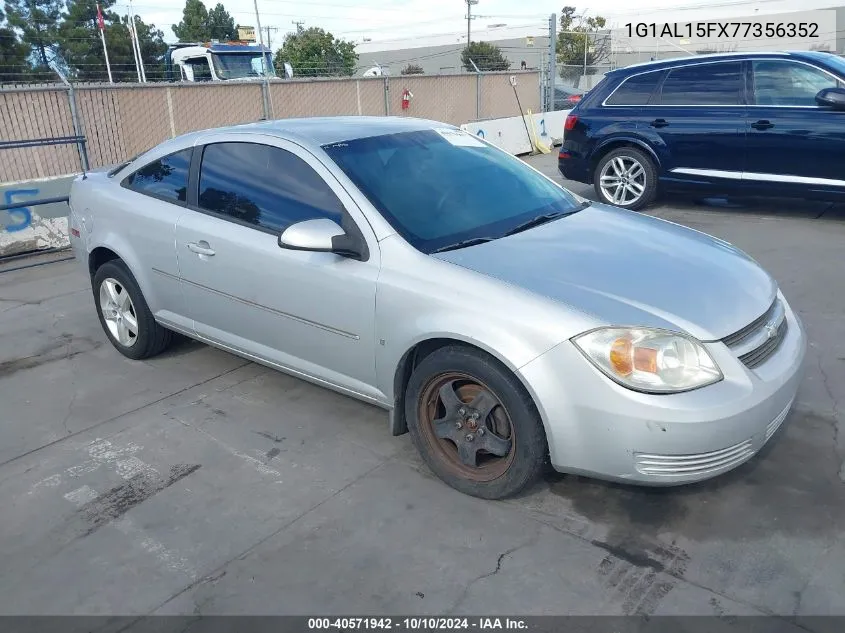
xmin=435 ymin=128 xmax=485 ymax=148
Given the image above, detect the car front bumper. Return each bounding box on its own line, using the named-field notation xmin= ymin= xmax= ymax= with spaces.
xmin=518 ymin=295 xmax=807 ymax=485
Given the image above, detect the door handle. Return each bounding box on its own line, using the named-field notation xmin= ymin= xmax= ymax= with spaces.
xmin=751 ymin=120 xmax=774 ymax=130
xmin=649 ymin=118 xmax=669 ymax=128
xmin=187 ymin=241 xmax=215 ymax=256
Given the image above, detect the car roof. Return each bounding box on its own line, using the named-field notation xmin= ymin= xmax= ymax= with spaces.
xmin=219 ymin=116 xmax=444 ymax=147
xmin=605 ymin=50 xmax=835 ymax=77
xmin=116 ymin=116 xmax=452 ymax=176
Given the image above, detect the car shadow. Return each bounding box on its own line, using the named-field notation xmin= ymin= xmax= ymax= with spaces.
xmin=523 ymin=408 xmax=844 ymax=546
xmin=562 ymin=179 xmax=845 ymax=222
xmin=669 ymin=195 xmax=845 ymax=222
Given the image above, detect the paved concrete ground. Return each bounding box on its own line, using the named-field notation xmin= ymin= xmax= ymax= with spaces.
xmin=1 ymin=152 xmax=843 ymax=622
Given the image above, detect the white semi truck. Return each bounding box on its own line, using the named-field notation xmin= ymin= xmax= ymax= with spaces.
xmin=165 ymin=41 xmax=276 ymax=82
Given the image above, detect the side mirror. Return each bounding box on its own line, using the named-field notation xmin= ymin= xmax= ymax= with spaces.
xmin=278 ymin=218 xmax=365 ymax=260
xmin=815 ymin=87 xmax=845 ymax=110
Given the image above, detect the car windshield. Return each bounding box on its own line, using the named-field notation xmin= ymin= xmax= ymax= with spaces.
xmin=322 ymin=129 xmax=583 ymax=253
xmin=819 ymin=53 xmax=845 ymax=78
xmin=211 ymin=52 xmax=274 ymax=79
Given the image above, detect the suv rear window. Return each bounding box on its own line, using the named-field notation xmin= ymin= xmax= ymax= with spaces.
xmin=605 ymin=71 xmax=663 ymax=105
xmin=658 ymin=62 xmax=744 ymax=106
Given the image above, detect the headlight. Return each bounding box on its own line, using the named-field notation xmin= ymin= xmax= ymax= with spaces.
xmin=572 ymin=327 xmax=722 ymax=393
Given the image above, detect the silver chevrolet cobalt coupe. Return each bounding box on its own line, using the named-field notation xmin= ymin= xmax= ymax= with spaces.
xmin=68 ymin=116 xmax=806 ymax=499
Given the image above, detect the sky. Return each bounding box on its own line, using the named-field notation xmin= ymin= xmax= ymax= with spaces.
xmin=124 ymin=0 xmax=845 ymax=50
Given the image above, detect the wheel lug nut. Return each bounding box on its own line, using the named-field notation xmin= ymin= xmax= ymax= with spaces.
xmin=477 ymin=427 xmax=485 ymax=436
xmin=455 ymin=421 xmax=463 ymax=429
xmin=471 ymin=412 xmax=479 ymax=420
xmin=465 ymin=433 xmax=475 ymax=442
xmin=458 ymin=407 xmax=466 ymax=416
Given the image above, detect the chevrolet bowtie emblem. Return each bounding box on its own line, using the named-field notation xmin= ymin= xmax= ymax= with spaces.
xmin=764 ymin=321 xmax=779 ymax=340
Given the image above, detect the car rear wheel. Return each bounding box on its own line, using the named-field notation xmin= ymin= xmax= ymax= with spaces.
xmin=404 ymin=346 xmax=548 ymax=499
xmin=93 ymin=260 xmax=175 ymax=360
xmin=593 ymin=147 xmax=657 ymax=211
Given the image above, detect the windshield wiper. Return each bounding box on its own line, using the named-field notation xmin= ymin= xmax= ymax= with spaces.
xmin=503 ymin=201 xmax=591 ymax=238
xmin=431 ymin=237 xmax=496 ymax=253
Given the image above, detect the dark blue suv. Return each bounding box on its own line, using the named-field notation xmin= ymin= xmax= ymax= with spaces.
xmin=558 ymin=51 xmax=845 ymax=210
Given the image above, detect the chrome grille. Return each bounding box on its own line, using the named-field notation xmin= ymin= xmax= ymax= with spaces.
xmin=722 ymin=298 xmax=788 ymax=369
xmin=722 ymin=299 xmax=778 ymax=348
xmin=739 ymin=319 xmax=788 ymax=368
xmin=634 ymin=440 xmax=754 ymax=477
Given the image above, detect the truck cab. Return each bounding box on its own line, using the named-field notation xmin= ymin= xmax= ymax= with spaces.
xmin=166 ymin=42 xmax=275 ymax=82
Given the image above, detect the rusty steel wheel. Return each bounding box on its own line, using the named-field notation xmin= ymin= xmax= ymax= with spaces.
xmin=418 ymin=372 xmax=516 ymax=482
xmin=405 ymin=345 xmax=548 ymax=499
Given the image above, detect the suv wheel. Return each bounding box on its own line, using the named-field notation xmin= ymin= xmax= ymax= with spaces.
xmin=593 ymin=147 xmax=657 ymax=211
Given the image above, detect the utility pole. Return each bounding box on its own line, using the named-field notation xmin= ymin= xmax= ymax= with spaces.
xmin=292 ymin=20 xmax=304 ymax=33
xmin=253 ymin=0 xmax=271 ymax=118
xmin=465 ymin=0 xmax=478 ymax=45
xmin=265 ymin=25 xmax=279 ymax=50
xmin=252 ymin=0 xmax=267 ymax=76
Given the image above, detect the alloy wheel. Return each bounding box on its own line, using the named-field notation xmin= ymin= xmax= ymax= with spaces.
xmin=599 ymin=155 xmax=647 ymax=206
xmin=99 ymin=277 xmax=138 ymax=347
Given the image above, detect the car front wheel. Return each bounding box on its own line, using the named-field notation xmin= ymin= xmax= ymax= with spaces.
xmin=593 ymin=147 xmax=658 ymax=210
xmin=404 ymin=346 xmax=548 ymax=499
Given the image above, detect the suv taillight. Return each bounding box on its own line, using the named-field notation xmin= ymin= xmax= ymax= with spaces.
xmin=564 ymin=114 xmax=578 ymax=131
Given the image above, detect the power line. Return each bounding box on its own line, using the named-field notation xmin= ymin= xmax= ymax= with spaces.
xmin=128 ymin=0 xmax=419 ymax=12
xmin=606 ymin=0 xmax=843 ymax=18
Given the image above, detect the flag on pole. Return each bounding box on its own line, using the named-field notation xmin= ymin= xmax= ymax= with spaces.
xmin=96 ymin=3 xmax=113 ymax=83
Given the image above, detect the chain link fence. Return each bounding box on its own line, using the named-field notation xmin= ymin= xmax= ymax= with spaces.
xmin=0 ymin=87 xmax=82 ymax=182
xmin=1 ymin=71 xmax=540 ymax=185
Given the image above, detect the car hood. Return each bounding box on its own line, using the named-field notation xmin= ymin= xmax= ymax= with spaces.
xmin=432 ymin=203 xmax=776 ymax=341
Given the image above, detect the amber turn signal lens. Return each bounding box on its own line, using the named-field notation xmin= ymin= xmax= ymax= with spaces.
xmin=609 ymin=337 xmax=633 ymax=376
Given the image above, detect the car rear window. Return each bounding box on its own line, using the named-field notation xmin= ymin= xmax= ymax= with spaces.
xmin=605 ymin=71 xmax=664 ymax=105
xmin=122 ymin=149 xmax=192 ymax=203
xmin=658 ymin=62 xmax=744 ymax=106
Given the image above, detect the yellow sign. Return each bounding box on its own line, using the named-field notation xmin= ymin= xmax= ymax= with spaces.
xmin=526 ymin=36 xmax=535 ymax=47
xmin=238 ymin=26 xmax=256 ymax=42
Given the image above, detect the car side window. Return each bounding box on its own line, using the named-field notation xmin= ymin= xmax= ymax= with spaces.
xmin=197 ymin=142 xmax=345 ymax=233
xmin=605 ymin=71 xmax=664 ymax=105
xmin=122 ymin=148 xmax=192 ymax=203
xmin=658 ymin=62 xmax=743 ymax=106
xmin=753 ymin=60 xmax=842 ymax=106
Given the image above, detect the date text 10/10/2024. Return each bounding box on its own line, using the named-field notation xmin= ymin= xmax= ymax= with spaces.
xmin=307 ymin=617 xmax=528 ymax=630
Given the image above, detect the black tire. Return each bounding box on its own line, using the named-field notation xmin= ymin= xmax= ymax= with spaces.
xmin=404 ymin=345 xmax=548 ymax=499
xmin=593 ymin=146 xmax=658 ymax=211
xmin=92 ymin=259 xmax=174 ymax=360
